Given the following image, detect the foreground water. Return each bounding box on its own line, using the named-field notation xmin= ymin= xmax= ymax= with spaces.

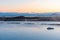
xmin=0 ymin=21 xmax=60 ymax=40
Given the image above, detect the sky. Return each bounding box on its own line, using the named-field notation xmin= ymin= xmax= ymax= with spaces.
xmin=0 ymin=0 xmax=60 ymax=13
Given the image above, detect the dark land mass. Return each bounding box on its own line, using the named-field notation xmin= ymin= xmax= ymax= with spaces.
xmin=0 ymin=16 xmax=60 ymax=21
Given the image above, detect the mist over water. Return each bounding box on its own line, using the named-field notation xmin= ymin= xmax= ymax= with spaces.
xmin=0 ymin=21 xmax=60 ymax=40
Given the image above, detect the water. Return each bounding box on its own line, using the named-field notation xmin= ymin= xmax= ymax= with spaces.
xmin=0 ymin=21 xmax=60 ymax=40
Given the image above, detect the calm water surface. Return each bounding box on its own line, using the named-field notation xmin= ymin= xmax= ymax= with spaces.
xmin=0 ymin=21 xmax=60 ymax=40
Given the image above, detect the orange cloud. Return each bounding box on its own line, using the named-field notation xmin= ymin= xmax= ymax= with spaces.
xmin=0 ymin=6 xmax=60 ymax=13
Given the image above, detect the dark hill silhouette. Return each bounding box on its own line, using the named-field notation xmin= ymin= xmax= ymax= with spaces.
xmin=0 ymin=16 xmax=60 ymax=21
xmin=0 ymin=12 xmax=60 ymax=21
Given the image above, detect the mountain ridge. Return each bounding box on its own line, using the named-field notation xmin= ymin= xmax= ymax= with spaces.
xmin=0 ymin=12 xmax=60 ymax=17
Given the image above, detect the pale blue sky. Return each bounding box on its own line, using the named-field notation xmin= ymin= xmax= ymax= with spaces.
xmin=0 ymin=0 xmax=60 ymax=12
xmin=0 ymin=0 xmax=34 ymax=7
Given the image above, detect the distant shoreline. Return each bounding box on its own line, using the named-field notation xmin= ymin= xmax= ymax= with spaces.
xmin=0 ymin=16 xmax=60 ymax=21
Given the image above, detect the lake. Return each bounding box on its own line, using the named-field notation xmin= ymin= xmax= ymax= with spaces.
xmin=0 ymin=21 xmax=60 ymax=40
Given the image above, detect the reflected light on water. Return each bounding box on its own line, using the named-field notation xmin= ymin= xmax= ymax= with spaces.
xmin=0 ymin=21 xmax=60 ymax=40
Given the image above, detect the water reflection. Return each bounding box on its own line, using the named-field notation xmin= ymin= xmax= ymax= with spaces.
xmin=0 ymin=21 xmax=60 ymax=40
xmin=24 ymin=23 xmax=34 ymax=25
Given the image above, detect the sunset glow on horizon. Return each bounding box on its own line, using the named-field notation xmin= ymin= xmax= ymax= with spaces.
xmin=0 ymin=0 xmax=60 ymax=13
